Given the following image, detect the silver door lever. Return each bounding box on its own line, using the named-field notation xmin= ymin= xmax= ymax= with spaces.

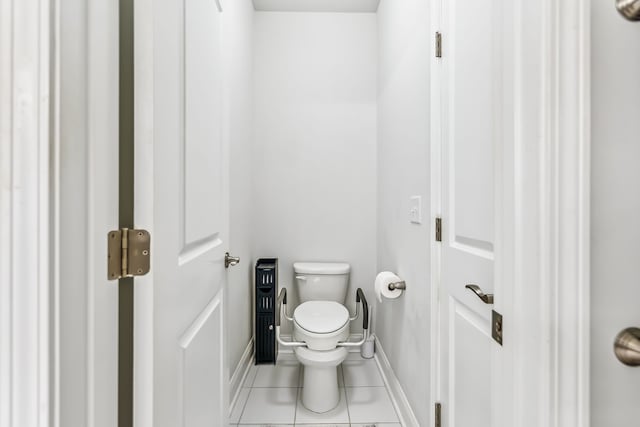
xmin=465 ymin=284 xmax=494 ymax=304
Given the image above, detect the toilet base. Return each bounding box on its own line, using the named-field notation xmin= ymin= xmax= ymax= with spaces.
xmin=294 ymin=346 xmax=348 ymax=413
xmin=301 ymin=365 xmax=340 ymax=413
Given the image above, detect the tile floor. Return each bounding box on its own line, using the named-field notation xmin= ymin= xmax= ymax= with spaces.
xmin=231 ymin=352 xmax=402 ymax=427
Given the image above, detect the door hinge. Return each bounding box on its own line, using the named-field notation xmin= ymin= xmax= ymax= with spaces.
xmin=435 ymin=217 xmax=442 ymax=242
xmin=107 ymin=228 xmax=151 ymax=280
xmin=435 ymin=402 xmax=442 ymax=427
xmin=435 ymin=32 xmax=442 ymax=58
xmin=492 ymin=309 xmax=503 ymax=346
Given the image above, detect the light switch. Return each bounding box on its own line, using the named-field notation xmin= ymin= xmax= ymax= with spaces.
xmin=409 ymin=196 xmax=422 ymax=224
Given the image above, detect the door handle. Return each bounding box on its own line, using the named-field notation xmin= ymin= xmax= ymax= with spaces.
xmin=225 ymin=252 xmax=240 ymax=268
xmin=616 ymin=0 xmax=640 ymax=21
xmin=465 ymin=284 xmax=494 ymax=304
xmin=614 ymin=327 xmax=640 ymax=366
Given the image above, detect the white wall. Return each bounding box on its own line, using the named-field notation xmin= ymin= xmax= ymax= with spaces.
xmin=252 ymin=11 xmax=378 ymax=330
xmin=376 ymin=1 xmax=431 ymax=425
xmin=590 ymin=3 xmax=640 ymax=425
xmin=223 ymin=1 xmax=256 ymax=377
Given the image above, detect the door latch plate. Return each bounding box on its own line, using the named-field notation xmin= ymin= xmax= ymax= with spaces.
xmin=492 ymin=309 xmax=503 ymax=345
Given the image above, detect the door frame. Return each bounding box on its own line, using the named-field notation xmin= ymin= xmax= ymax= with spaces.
xmin=429 ymin=0 xmax=590 ymax=426
xmin=1 ymin=0 xmax=52 ymax=425
xmin=51 ymin=0 xmax=121 ymax=425
xmin=132 ymin=0 xmax=154 ymax=424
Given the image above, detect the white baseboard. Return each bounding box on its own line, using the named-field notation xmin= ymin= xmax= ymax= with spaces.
xmin=374 ymin=336 xmax=419 ymax=427
xmin=229 ymin=338 xmax=254 ymax=415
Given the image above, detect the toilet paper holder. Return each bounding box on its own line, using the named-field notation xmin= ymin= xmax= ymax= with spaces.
xmin=388 ymin=281 xmax=406 ymax=291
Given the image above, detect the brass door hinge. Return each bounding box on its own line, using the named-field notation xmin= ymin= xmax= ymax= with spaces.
xmin=435 ymin=217 xmax=442 ymax=242
xmin=107 ymin=228 xmax=150 ymax=280
xmin=435 ymin=32 xmax=442 ymax=58
xmin=435 ymin=402 xmax=442 ymax=427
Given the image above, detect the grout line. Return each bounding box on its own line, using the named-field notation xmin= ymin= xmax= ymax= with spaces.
xmin=235 ymin=387 xmax=252 ymax=425
xmin=243 ymin=366 xmax=257 ymax=388
xmin=293 ymin=383 xmax=300 ymax=425
xmin=342 ymin=365 xmax=352 ymax=425
xmin=235 ymin=365 xmax=256 ymax=424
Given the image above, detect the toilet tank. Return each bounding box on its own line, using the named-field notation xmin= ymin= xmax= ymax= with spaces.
xmin=293 ymin=262 xmax=350 ymax=304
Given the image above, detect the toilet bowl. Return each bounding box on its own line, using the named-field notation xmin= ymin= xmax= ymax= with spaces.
xmin=294 ymin=346 xmax=348 ymax=413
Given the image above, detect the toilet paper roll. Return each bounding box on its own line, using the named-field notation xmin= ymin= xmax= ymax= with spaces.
xmin=374 ymin=271 xmax=404 ymax=303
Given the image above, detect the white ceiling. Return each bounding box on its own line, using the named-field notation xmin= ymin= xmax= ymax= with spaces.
xmin=252 ymin=0 xmax=380 ymax=13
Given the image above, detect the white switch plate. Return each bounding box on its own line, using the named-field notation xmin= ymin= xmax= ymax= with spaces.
xmin=409 ymin=196 xmax=422 ymax=224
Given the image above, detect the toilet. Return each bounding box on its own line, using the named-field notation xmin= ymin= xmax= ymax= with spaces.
xmin=292 ymin=262 xmax=352 ymax=413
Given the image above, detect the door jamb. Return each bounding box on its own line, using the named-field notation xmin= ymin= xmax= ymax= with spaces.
xmin=1 ymin=0 xmax=52 ymax=425
xmin=496 ymin=1 xmax=591 ymax=426
xmin=428 ymin=1 xmax=443 ymax=427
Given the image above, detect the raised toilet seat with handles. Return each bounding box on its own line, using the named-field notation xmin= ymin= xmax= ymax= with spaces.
xmin=276 ymin=288 xmax=370 ymax=413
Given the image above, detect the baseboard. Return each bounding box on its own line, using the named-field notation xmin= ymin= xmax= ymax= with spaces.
xmin=229 ymin=338 xmax=254 ymax=415
xmin=374 ymin=336 xmax=419 ymax=427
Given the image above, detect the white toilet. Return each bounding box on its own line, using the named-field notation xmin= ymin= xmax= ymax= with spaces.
xmin=276 ymin=261 xmax=369 ymax=413
xmin=292 ymin=262 xmax=351 ymax=413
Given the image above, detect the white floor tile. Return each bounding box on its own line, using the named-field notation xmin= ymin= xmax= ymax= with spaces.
xmin=253 ymin=361 xmax=300 ymax=388
xmin=299 ymin=365 xmax=343 ymax=388
xmin=342 ymin=359 xmax=384 ymax=387
xmin=294 ymin=424 xmax=350 ymax=426
xmin=345 ymin=387 xmax=399 ymax=424
xmin=295 ymin=388 xmax=349 ymax=424
xmin=277 ymin=352 xmax=298 ymax=362
xmin=351 ymin=423 xmax=402 ymax=427
xmin=240 ymin=388 xmax=298 ymax=425
xmin=230 ymin=387 xmax=251 ymax=424
xmin=350 ymin=424 xmax=401 ymax=427
xmin=345 ymin=351 xmax=368 ymax=360
xmin=243 ymin=365 xmax=259 ymax=388
xmin=237 ymin=424 xmax=293 ymax=427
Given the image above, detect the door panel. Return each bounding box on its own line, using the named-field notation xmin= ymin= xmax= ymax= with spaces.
xmin=439 ymin=0 xmax=502 ymax=425
xmin=183 ymin=0 xmax=224 ymax=247
xmin=135 ymin=0 xmax=228 ymax=425
xmin=180 ymin=295 xmax=224 ymax=427
xmin=451 ymin=301 xmax=492 ymax=427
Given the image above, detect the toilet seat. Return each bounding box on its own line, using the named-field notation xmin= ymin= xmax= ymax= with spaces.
xmin=294 ymin=301 xmax=349 ymax=334
xmin=293 ymin=301 xmax=350 ymax=350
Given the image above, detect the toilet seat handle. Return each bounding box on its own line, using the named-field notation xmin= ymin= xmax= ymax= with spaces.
xmin=356 ymin=288 xmax=369 ymax=330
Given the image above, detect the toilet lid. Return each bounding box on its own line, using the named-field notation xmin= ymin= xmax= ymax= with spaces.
xmin=294 ymin=301 xmax=349 ymax=334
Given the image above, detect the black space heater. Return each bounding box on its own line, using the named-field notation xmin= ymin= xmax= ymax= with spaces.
xmin=255 ymin=258 xmax=278 ymax=364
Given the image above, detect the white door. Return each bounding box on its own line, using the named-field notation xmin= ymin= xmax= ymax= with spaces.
xmin=438 ymin=0 xmax=502 ymax=425
xmin=134 ymin=0 xmax=230 ymax=426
